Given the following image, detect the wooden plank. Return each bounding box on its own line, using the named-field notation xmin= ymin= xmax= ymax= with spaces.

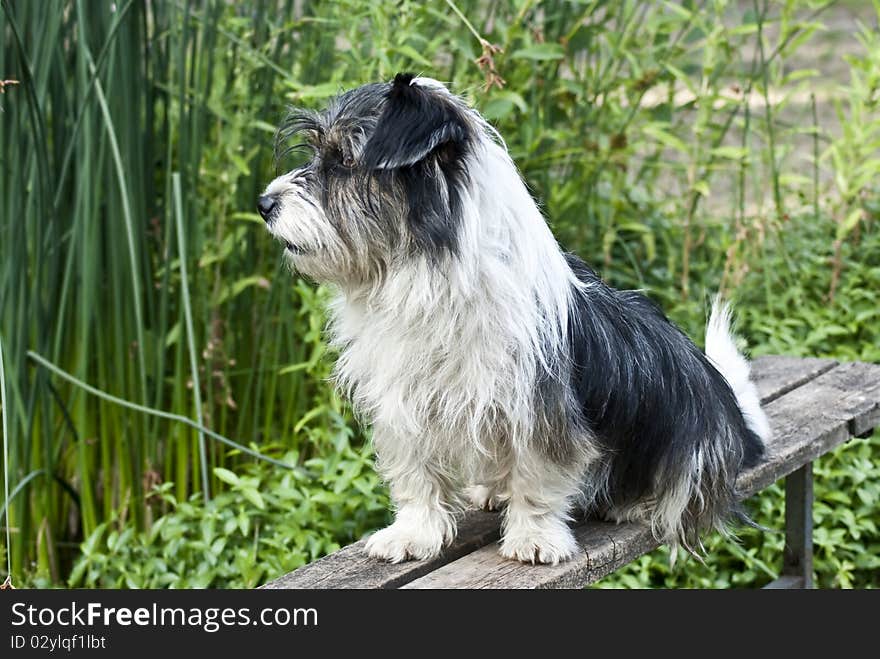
xmin=751 ymin=355 xmax=837 ymax=404
xmin=402 ymin=520 xmax=658 ymax=590
xmin=403 ymin=361 xmax=880 ymax=589
xmin=739 ymin=361 xmax=880 ymax=495
xmin=259 ymin=510 xmax=500 ymax=589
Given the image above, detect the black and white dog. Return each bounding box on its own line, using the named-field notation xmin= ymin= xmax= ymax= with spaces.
xmin=258 ymin=74 xmax=770 ymax=565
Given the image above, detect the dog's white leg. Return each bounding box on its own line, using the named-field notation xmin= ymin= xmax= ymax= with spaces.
xmin=365 ymin=475 xmax=456 ymax=563
xmin=364 ymin=430 xmax=456 ymax=563
xmin=498 ymin=449 xmax=582 ymax=565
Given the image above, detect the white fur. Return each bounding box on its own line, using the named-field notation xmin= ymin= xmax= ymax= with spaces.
xmin=705 ymin=298 xmax=771 ymax=441
xmin=364 ymin=498 xmax=455 ymax=562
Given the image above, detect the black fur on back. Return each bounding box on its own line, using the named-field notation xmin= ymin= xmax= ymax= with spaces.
xmin=558 ymin=254 xmax=764 ymax=543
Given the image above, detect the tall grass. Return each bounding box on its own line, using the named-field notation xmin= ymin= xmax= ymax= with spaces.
xmin=0 ymin=0 xmax=321 ymax=581
xmin=1 ymin=0 xmax=877 ymax=587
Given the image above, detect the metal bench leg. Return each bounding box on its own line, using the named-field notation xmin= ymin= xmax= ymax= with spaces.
xmin=764 ymin=462 xmax=813 ymax=589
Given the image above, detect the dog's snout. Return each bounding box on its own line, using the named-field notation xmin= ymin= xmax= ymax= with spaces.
xmin=257 ymin=194 xmax=278 ymax=222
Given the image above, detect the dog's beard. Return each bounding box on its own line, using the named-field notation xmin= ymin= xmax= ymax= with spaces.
xmin=261 ymin=180 xmax=362 ymax=283
xmin=264 ymin=177 xmax=421 ymax=285
xmin=268 ymin=202 xmax=338 ymax=278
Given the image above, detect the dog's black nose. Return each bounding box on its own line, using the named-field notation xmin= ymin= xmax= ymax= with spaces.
xmin=257 ymin=194 xmax=277 ymax=221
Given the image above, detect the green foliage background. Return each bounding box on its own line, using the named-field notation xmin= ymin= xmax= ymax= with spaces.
xmin=1 ymin=0 xmax=878 ymax=588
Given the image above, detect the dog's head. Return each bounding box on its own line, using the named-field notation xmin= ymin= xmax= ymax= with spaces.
xmin=259 ymin=74 xmax=479 ymax=284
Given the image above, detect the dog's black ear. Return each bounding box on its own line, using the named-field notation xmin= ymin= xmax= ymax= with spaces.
xmin=361 ymin=74 xmax=471 ymax=257
xmin=362 ymin=73 xmax=470 ymax=170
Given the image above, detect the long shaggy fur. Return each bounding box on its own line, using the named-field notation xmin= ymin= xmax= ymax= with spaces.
xmin=259 ymin=73 xmax=770 ymax=565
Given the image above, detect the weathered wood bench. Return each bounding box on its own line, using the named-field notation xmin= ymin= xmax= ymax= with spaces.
xmin=261 ymin=356 xmax=880 ymax=589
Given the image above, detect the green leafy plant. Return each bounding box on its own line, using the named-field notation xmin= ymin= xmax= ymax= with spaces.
xmin=69 ymin=446 xmax=389 ymax=588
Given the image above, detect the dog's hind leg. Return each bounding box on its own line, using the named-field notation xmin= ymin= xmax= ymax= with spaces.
xmin=364 ymin=427 xmax=457 ymax=563
xmin=465 ymin=483 xmax=509 ymax=511
xmin=464 ymin=440 xmax=514 ymax=512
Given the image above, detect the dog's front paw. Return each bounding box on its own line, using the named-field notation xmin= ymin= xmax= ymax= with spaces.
xmin=364 ymin=518 xmax=448 ymax=563
xmin=465 ymin=485 xmax=507 ymax=511
xmin=499 ymin=520 xmax=578 ymax=565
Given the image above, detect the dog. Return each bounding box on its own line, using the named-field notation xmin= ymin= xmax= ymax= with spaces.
xmin=258 ymin=73 xmax=770 ymax=565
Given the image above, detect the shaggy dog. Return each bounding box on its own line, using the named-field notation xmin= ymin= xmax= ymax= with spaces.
xmin=258 ymin=74 xmax=770 ymax=565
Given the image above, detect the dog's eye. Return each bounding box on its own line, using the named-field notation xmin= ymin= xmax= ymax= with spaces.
xmin=324 ymin=150 xmax=355 ymax=174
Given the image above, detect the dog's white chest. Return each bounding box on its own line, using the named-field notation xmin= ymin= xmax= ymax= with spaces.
xmin=328 ymin=289 xmax=523 ymax=450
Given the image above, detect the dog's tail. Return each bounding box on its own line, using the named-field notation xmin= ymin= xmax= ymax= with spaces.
xmin=704 ymin=297 xmax=771 ymax=442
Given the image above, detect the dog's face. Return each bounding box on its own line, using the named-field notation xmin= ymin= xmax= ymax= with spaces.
xmin=259 ymin=74 xmax=476 ymax=284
